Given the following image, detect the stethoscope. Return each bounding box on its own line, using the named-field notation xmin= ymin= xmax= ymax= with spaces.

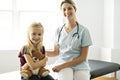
xmin=58 ymin=22 xmax=80 ymax=42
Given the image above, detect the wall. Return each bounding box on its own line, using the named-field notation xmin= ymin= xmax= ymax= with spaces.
xmin=0 ymin=50 xmax=19 ymax=74
xmin=75 ymin=0 xmax=104 ymax=60
xmin=112 ymin=0 xmax=120 ymax=79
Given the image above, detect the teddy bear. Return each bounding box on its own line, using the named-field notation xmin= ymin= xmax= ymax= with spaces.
xmin=20 ymin=50 xmax=50 ymax=80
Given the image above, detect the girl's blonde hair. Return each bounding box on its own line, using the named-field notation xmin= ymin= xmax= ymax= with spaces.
xmin=26 ymin=22 xmax=44 ymax=55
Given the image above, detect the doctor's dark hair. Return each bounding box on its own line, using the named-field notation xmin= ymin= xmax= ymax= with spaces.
xmin=60 ymin=0 xmax=76 ymax=11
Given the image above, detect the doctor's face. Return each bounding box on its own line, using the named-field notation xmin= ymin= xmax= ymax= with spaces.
xmin=61 ymin=3 xmax=76 ymax=20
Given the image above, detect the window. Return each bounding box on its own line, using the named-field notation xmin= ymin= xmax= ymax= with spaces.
xmin=0 ymin=0 xmax=63 ymax=50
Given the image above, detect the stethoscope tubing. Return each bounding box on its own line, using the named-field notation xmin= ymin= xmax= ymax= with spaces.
xmin=58 ymin=23 xmax=79 ymax=42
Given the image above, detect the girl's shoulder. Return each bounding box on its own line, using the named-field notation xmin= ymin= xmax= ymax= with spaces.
xmin=18 ymin=45 xmax=28 ymax=57
xmin=22 ymin=45 xmax=28 ymax=53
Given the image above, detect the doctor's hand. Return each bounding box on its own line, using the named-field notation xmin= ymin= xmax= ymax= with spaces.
xmin=52 ymin=65 xmax=63 ymax=72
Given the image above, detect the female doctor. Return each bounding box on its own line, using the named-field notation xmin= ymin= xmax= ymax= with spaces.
xmin=46 ymin=0 xmax=92 ymax=80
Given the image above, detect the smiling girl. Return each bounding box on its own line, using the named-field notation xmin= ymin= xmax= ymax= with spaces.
xmin=18 ymin=22 xmax=54 ymax=80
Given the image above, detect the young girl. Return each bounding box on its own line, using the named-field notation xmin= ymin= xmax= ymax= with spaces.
xmin=18 ymin=22 xmax=54 ymax=80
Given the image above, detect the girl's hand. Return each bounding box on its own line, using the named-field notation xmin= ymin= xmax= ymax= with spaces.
xmin=39 ymin=57 xmax=48 ymax=67
xmin=52 ymin=65 xmax=63 ymax=72
xmin=22 ymin=63 xmax=29 ymax=69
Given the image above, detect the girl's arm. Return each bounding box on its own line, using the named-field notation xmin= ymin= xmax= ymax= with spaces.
xmin=24 ymin=54 xmax=48 ymax=69
xmin=52 ymin=46 xmax=89 ymax=72
xmin=46 ymin=45 xmax=59 ymax=57
xmin=22 ymin=63 xmax=29 ymax=70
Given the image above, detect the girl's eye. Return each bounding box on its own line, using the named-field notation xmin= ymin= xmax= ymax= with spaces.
xmin=32 ymin=33 xmax=36 ymax=35
xmin=38 ymin=33 xmax=41 ymax=36
xmin=63 ymin=8 xmax=66 ymax=11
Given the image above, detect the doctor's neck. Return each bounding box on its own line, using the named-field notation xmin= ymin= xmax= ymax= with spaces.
xmin=65 ymin=20 xmax=77 ymax=28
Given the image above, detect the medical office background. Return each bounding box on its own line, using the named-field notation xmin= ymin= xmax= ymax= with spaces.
xmin=0 ymin=0 xmax=120 ymax=79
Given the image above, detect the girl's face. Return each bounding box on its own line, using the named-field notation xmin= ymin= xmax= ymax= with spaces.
xmin=61 ymin=3 xmax=76 ymax=20
xmin=29 ymin=27 xmax=43 ymax=46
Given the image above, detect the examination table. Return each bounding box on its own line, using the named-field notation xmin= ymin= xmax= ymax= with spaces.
xmin=0 ymin=59 xmax=120 ymax=80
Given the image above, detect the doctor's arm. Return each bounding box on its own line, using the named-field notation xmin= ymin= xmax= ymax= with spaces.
xmin=52 ymin=46 xmax=89 ymax=72
xmin=46 ymin=44 xmax=59 ymax=57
